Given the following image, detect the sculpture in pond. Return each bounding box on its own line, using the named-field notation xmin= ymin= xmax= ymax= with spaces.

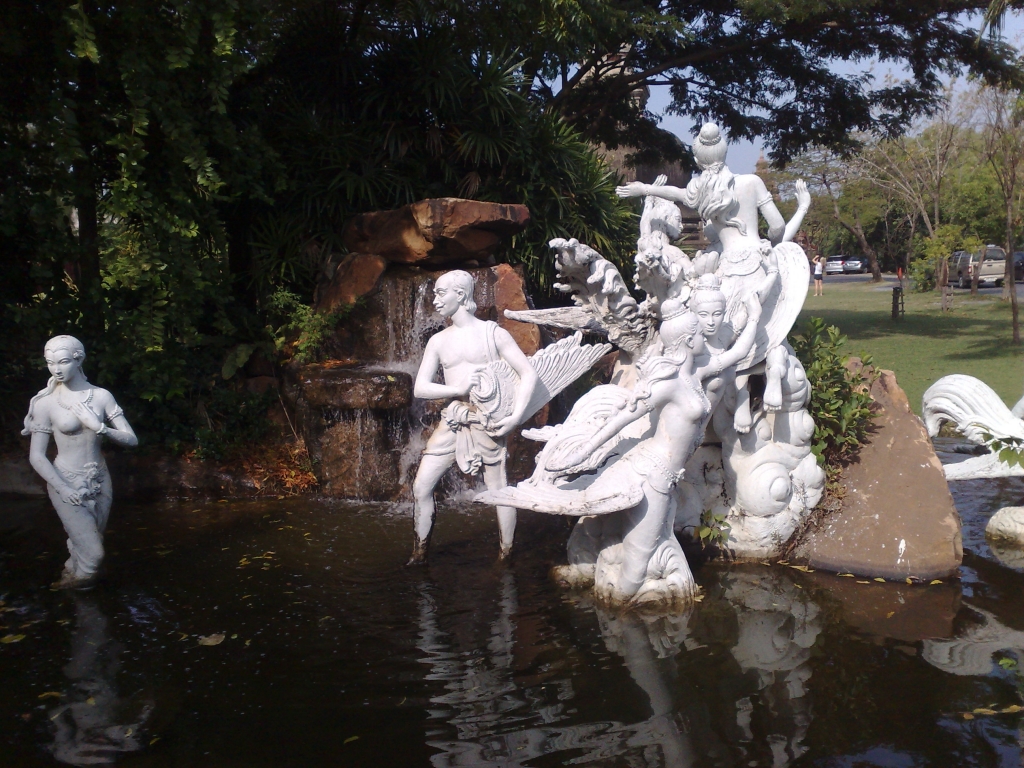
xmin=488 ymin=122 xmax=823 ymax=605
xmin=409 ymin=270 xmax=611 ymax=564
xmin=923 ymin=374 xmax=1024 ymax=480
xmin=22 ymin=335 xmax=137 ymax=589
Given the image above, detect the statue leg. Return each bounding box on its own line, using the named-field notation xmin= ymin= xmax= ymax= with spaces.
xmin=617 ymin=484 xmax=672 ymax=598
xmin=763 ymin=345 xmax=788 ymax=413
xmin=48 ymin=489 xmax=104 ymax=586
xmin=734 ymin=376 xmax=753 ymax=434
xmin=483 ymin=459 xmax=516 ymax=559
xmin=409 ymin=451 xmax=455 ymax=565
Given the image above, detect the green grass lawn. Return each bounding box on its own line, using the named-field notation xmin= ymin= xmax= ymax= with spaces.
xmin=795 ymin=281 xmax=1024 ymax=414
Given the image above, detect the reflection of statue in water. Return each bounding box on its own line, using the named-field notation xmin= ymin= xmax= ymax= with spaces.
xmin=480 ymin=295 xmax=762 ymax=607
xmin=724 ymin=571 xmax=820 ymax=766
xmin=409 ymin=270 xmax=609 ymax=565
xmin=48 ymin=597 xmax=152 ymax=765
xmin=22 ymin=335 xmax=137 ymax=589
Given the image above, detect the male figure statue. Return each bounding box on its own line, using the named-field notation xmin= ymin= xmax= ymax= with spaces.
xmin=409 ymin=270 xmax=539 ymax=565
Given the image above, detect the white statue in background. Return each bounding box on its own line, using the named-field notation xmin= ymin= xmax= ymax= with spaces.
xmin=409 ymin=270 xmax=611 ymax=565
xmin=923 ymin=374 xmax=1024 ymax=480
xmin=22 ymin=335 xmax=137 ymax=589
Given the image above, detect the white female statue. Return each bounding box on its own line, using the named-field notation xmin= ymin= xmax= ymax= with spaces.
xmin=22 ymin=335 xmax=137 ymax=589
xmin=480 ymin=294 xmax=762 ymax=606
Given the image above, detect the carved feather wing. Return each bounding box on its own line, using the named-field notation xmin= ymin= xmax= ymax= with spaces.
xmin=923 ymin=374 xmax=1024 ymax=444
xmin=469 ymin=332 xmax=612 ymax=429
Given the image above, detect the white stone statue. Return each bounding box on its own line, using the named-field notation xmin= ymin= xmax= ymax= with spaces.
xmin=22 ymin=335 xmax=137 ymax=589
xmin=480 ymin=295 xmax=763 ymax=606
xmin=923 ymin=374 xmax=1024 ymax=480
xmin=487 ymin=121 xmax=821 ymax=600
xmin=409 ymin=270 xmax=610 ymax=565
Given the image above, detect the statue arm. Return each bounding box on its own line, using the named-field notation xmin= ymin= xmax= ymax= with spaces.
xmin=782 ymin=179 xmax=810 ymax=243
xmin=490 ymin=328 xmax=540 ymax=436
xmin=696 ymin=297 xmax=762 ymax=380
xmin=28 ymin=430 xmax=81 ymax=505
xmin=99 ymin=392 xmax=138 ymax=447
xmin=413 ymin=338 xmax=467 ymax=400
xmin=616 ymin=182 xmax=689 ymax=205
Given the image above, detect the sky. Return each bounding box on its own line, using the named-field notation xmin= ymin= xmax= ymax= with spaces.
xmin=648 ymin=10 xmax=1024 ymax=174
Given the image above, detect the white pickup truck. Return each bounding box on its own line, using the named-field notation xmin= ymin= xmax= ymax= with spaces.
xmin=949 ymin=246 xmax=1006 ymax=288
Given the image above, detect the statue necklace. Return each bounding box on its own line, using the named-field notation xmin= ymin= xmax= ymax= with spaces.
xmin=56 ymin=386 xmax=94 ymax=411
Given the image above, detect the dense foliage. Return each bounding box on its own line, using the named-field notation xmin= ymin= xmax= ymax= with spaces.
xmin=789 ymin=318 xmax=876 ymax=470
xmin=2 ymin=0 xmax=1020 ymax=449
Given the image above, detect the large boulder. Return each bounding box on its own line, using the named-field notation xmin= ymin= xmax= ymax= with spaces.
xmin=315 ymin=253 xmax=388 ymax=314
xmin=342 ymin=198 xmax=531 ymax=265
xmin=792 ymin=366 xmax=963 ymax=580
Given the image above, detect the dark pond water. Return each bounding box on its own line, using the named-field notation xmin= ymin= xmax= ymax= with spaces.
xmin=2 ymin=449 xmax=1024 ymax=767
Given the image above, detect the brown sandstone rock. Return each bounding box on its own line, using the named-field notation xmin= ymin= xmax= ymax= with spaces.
xmin=291 ymin=365 xmax=412 ymax=410
xmin=792 ymin=365 xmax=963 ymax=580
xmin=492 ymin=262 xmax=541 ymax=356
xmin=316 ymin=253 xmax=388 ymax=313
xmin=342 ymin=198 xmax=530 ymax=265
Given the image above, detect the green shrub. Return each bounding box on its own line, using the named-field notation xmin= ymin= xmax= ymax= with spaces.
xmin=789 ymin=317 xmax=877 ymax=469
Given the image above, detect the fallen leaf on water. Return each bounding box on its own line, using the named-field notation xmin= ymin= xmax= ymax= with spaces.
xmin=856 ymin=580 xmax=871 ymax=584
xmin=198 ymin=634 xmax=225 ymax=646
xmin=886 ymin=611 xmax=895 ymax=618
xmin=86 ymin=697 xmax=96 ymax=706
xmin=839 ymin=573 xmax=854 ymax=577
xmin=906 ymin=578 xmax=914 ymax=584
xmin=150 ymin=737 xmax=160 ymax=746
xmin=344 ymin=736 xmax=359 ymax=744
xmin=974 ymin=708 xmax=998 ymax=715
xmin=245 ymin=639 xmax=251 ymax=647
xmin=874 ymin=578 xmax=886 ymax=583
xmin=930 ymin=579 xmax=943 ymax=585
xmin=963 ymin=713 xmax=974 ymax=720
xmin=1 ymin=634 xmax=26 ymax=644
xmin=37 ymin=692 xmax=62 ymax=700
xmin=1003 ymin=705 xmax=1023 ymax=713
xmin=398 ymin=697 xmax=407 ymax=706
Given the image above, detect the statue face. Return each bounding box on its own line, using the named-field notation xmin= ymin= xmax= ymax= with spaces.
xmin=695 ymin=299 xmax=726 ymax=337
xmin=45 ymin=349 xmax=80 ymax=384
xmin=433 ymin=284 xmax=464 ymax=318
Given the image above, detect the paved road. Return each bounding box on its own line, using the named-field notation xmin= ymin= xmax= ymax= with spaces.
xmin=818 ymin=272 xmax=1024 ymax=299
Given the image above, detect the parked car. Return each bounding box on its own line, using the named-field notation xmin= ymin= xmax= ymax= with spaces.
xmin=842 ymin=255 xmax=867 ymax=274
xmin=1014 ymin=251 xmax=1024 ymax=282
xmin=825 ymin=255 xmax=846 ymax=274
xmin=948 ymin=246 xmax=1006 ymax=288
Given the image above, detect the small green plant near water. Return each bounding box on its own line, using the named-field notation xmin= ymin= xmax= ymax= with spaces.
xmin=698 ymin=509 xmax=731 ymax=549
xmin=789 ymin=317 xmax=877 ymax=470
xmin=980 ymin=431 xmax=1024 ymax=470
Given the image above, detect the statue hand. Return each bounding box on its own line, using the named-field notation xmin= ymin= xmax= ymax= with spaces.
xmin=465 ymin=366 xmax=488 ymax=396
xmin=58 ymin=484 xmax=82 ymax=506
xmin=71 ymin=401 xmax=104 ymax=433
xmin=795 ymin=179 xmax=810 ymax=209
xmin=490 ymin=414 xmax=519 ymax=437
xmin=615 ymin=182 xmax=645 ymax=199
xmin=744 ymin=293 xmax=763 ymax=324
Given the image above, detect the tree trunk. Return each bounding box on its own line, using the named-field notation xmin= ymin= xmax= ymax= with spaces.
xmin=1007 ymin=205 xmax=1020 ymax=344
xmin=831 ymin=198 xmax=881 ymax=281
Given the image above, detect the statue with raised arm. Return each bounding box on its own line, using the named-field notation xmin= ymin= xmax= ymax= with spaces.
xmin=616 ymin=122 xmax=811 ymax=401
xmin=22 ymin=335 xmax=138 ymax=589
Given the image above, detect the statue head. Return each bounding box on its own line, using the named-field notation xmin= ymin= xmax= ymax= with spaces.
xmin=692 ymin=122 xmax=728 ymax=171
xmin=692 ymin=274 xmax=728 ymax=338
xmin=433 ymin=270 xmax=478 ymax=318
xmin=659 ymin=310 xmax=704 ymax=359
xmin=43 ymin=335 xmax=87 ymax=385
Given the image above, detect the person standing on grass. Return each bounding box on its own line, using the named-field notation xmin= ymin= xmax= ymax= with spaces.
xmin=812 ymin=255 xmax=824 ymax=296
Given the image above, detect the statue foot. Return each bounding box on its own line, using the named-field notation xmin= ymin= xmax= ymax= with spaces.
xmin=51 ymin=572 xmax=97 ymax=591
xmin=497 ymin=546 xmax=513 ymax=563
xmin=734 ymin=411 xmax=752 ymax=435
xmin=764 ymin=380 xmax=783 ymax=412
xmin=406 ymin=536 xmax=429 ymax=567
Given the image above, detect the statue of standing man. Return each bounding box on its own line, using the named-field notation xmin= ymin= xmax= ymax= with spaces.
xmin=408 ymin=270 xmax=539 ymax=565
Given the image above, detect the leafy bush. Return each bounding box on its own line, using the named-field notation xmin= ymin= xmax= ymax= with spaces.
xmin=789 ymin=317 xmax=877 ymax=468
xmin=192 ymin=387 xmax=276 ymax=462
xmin=908 ymin=225 xmax=981 ymax=292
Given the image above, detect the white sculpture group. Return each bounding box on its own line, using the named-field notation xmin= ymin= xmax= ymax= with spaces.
xmin=412 ymin=122 xmax=824 ymax=607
